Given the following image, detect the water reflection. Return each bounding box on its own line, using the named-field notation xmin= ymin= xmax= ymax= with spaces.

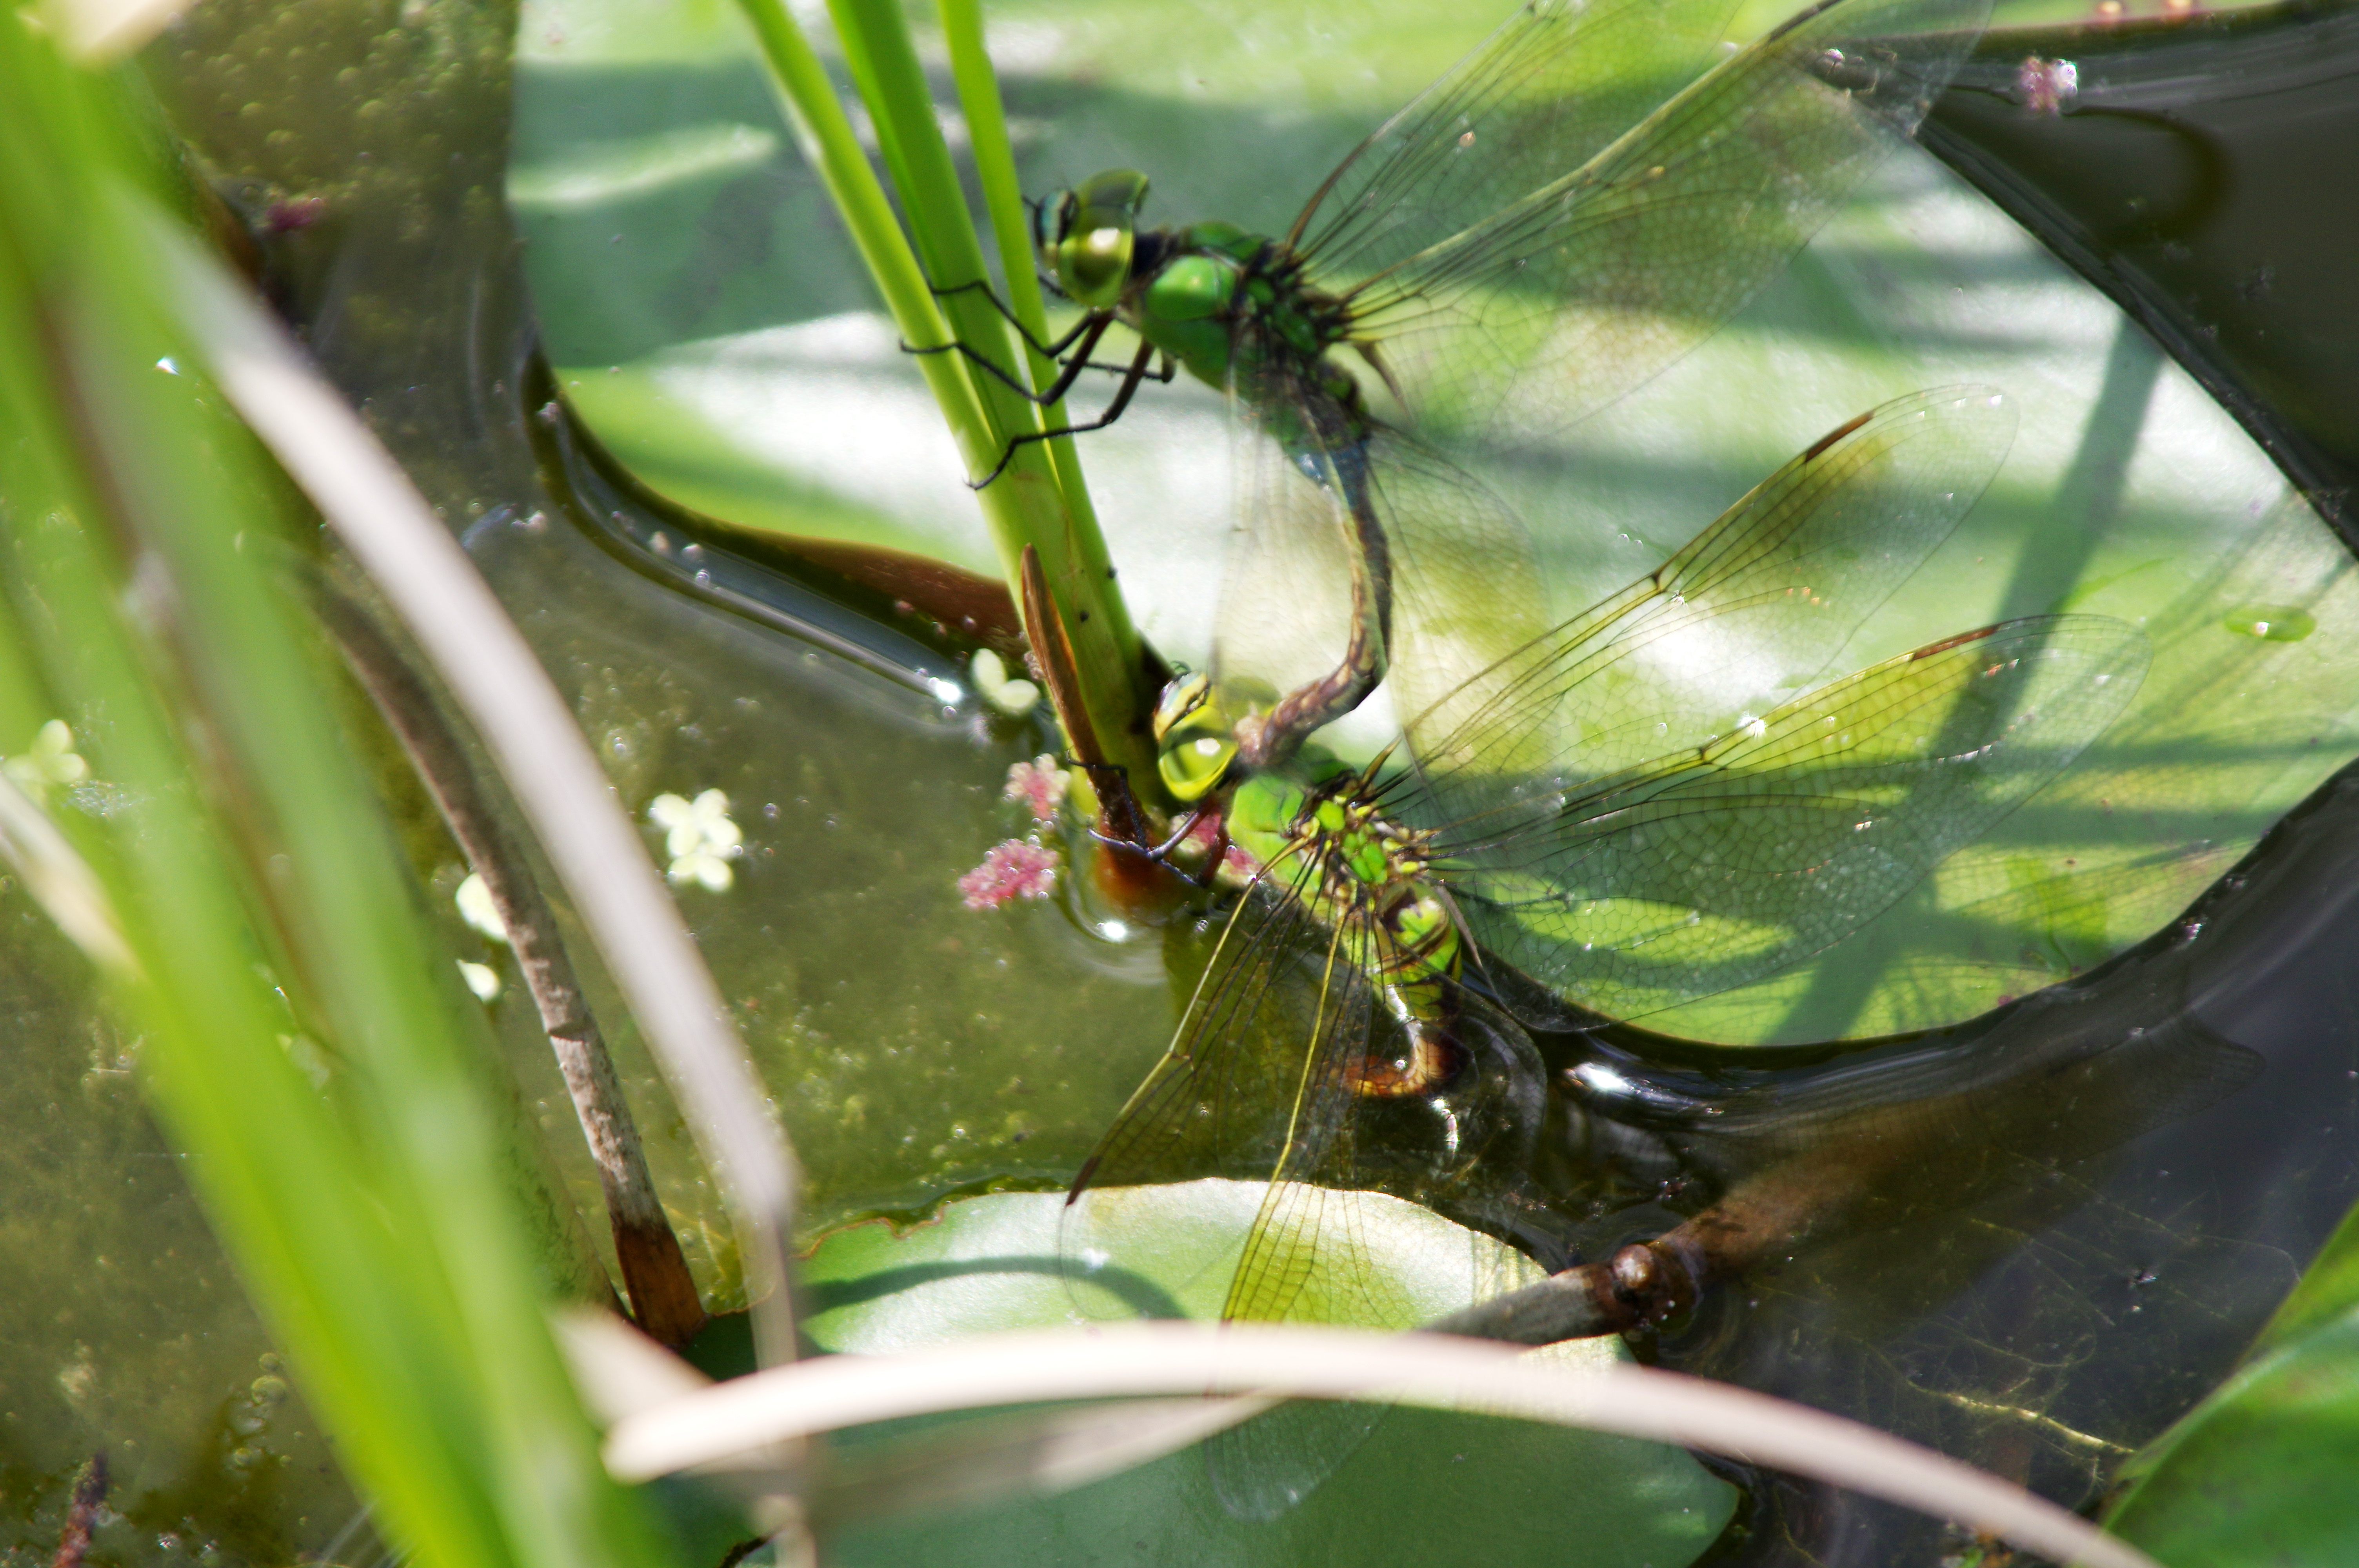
xmin=1556 ymin=765 xmax=2359 ymax=1562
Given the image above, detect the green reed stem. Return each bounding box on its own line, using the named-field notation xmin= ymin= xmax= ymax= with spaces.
xmin=732 ymin=0 xmax=1169 ymax=804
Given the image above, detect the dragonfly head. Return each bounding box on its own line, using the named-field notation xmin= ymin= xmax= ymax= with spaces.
xmin=1040 ymin=169 xmax=1149 ymax=310
xmin=1151 ymin=670 xmax=1237 ymax=802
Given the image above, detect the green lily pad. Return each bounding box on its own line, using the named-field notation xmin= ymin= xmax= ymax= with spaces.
xmin=798 ymin=1184 xmax=1736 ymax=1568
xmin=2101 ymin=1196 xmax=2359 ymax=1564
xmin=513 ymin=0 xmax=2359 ymax=1048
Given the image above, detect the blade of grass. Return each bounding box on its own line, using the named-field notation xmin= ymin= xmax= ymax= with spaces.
xmin=938 ymin=0 xmax=1089 ymax=482
xmin=803 ymin=1397 xmax=1274 ymax=1528
xmin=0 ymin=766 xmax=134 ymax=973
xmin=736 ymin=0 xmax=988 ymax=450
xmin=45 ymin=0 xmax=193 ymax=61
xmin=0 ymin=18 xmax=683 ymax=1568
xmin=855 ymin=0 xmax=1160 ymax=799
xmin=605 ymin=1321 xmax=2161 ymax=1568
xmin=556 ymin=1306 xmax=1270 ymax=1524
xmin=146 ymin=212 xmax=809 ymax=1374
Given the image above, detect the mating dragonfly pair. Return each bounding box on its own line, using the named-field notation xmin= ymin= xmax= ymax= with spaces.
xmin=934 ymin=0 xmax=2210 ymax=1428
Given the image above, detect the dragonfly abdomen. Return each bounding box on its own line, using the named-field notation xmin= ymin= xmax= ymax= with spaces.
xmin=1294 ymin=786 xmax=1466 ymax=1100
xmin=1346 ymin=965 xmax=1466 ymax=1100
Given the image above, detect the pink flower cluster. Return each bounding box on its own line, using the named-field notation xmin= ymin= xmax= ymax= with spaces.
xmin=1003 ymin=755 xmax=1069 ymax=824
xmin=957 ymin=839 xmax=1061 ymax=910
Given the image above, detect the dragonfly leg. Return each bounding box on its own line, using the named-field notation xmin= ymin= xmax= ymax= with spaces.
xmin=1081 ymin=794 xmax=1227 ymax=884
xmin=905 ymin=280 xmax=1171 ymax=399
xmin=923 ymin=274 xmax=1105 ymax=360
xmin=1071 ymin=759 xmax=1153 ymax=849
xmin=970 ymin=336 xmax=1165 ymax=488
xmin=911 ymin=311 xmax=1122 ymax=414
xmin=903 ymin=336 xmax=1144 ymax=395
xmin=906 ymin=336 xmax=1146 ymax=386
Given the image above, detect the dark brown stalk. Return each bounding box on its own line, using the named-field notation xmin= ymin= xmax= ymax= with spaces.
xmin=1020 ymin=543 xmax=1151 ymax=848
xmin=1430 ymin=1083 xmax=2017 ymax=1345
xmin=321 ymin=589 xmax=707 ymax=1347
xmin=1432 ymin=1006 xmax=2255 ymax=1347
xmin=1428 ymin=1147 xmax=1855 ymax=1343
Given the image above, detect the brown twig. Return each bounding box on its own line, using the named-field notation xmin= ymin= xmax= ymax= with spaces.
xmin=1433 ymin=1003 xmax=2258 ymax=1348
xmin=51 ymin=1452 xmax=105 ymax=1568
xmin=1432 ymin=1135 xmax=1930 ymax=1343
xmin=1425 ymin=1232 xmax=1708 ymax=1345
xmin=321 ymin=589 xmax=707 ymax=1347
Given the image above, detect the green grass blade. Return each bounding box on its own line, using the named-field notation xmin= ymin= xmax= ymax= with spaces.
xmin=936 ymin=0 xmax=1112 ymax=615
xmin=0 ymin=16 xmax=685 ymax=1568
xmin=733 ymin=0 xmax=979 ymax=417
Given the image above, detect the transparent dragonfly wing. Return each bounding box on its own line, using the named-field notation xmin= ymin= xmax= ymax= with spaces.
xmin=1207 ymin=377 xmax=1371 ymax=727
xmin=1206 ymin=985 xmax=1547 ymax=1519
xmin=1455 ymin=616 xmax=2151 ymax=1021
xmin=1368 ymin=430 xmax=1556 ymax=754
xmin=1211 ymin=331 xmax=1555 ymax=747
xmin=1570 ymin=987 xmax=2260 ymax=1221
xmin=1060 ymin=857 xmax=1345 ymax=1272
xmin=1408 ymin=387 xmax=2015 ymax=812
xmin=1679 ymin=1013 xmax=2258 ymax=1172
xmin=1199 ymin=955 xmax=1413 ymax=1526
xmin=1217 ymin=928 xmax=1420 ymax=1333
xmin=1288 ymin=0 xmax=1739 ymax=279
xmin=1062 ymin=817 xmax=1550 ymax=1514
xmin=1061 ymin=848 xmax=1427 ymax=1335
xmin=1337 ymin=0 xmax=1992 ymax=452
xmin=1216 ymin=983 xmax=1546 ymax=1328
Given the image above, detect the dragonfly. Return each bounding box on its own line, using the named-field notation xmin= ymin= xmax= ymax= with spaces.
xmin=942 ymin=0 xmax=1992 ymax=750
xmin=1058 ymin=390 xmax=2150 ymax=1510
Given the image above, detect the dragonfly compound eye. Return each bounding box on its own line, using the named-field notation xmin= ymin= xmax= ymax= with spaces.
xmin=1156 ymin=716 xmax=1236 ymax=802
xmin=1152 ymin=672 xmax=1235 ymax=802
xmin=1150 ymin=670 xmax=1211 ymax=738
xmin=1055 ymin=169 xmax=1150 ymax=308
xmin=1058 ymin=218 xmax=1133 ymax=308
xmin=1032 ymin=191 xmax=1070 ymax=269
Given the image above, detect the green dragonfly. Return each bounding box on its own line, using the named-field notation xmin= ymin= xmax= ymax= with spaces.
xmin=1058 ymin=391 xmax=2149 ymax=1508
xmin=948 ymin=0 xmax=1990 ymax=750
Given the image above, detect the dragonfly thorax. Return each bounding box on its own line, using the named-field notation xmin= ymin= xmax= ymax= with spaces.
xmin=1040 ymin=169 xmax=1366 ymax=423
xmin=1294 ymin=786 xmax=1454 ymax=972
xmin=1269 ymin=778 xmax=1463 ymax=1103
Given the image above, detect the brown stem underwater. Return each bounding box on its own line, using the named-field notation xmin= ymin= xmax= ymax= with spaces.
xmin=322 ymin=589 xmax=706 ymax=1347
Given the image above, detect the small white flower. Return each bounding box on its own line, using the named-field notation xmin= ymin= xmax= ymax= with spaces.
xmin=454 ymin=872 xmax=508 ymax=942
xmin=970 ymin=648 xmax=1041 ymax=717
xmin=456 ymin=960 xmax=503 ymax=1002
xmin=2 ymin=720 xmax=89 ymax=801
xmin=667 ymin=850 xmax=736 ymax=893
xmin=649 ymin=789 xmax=743 ymax=891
